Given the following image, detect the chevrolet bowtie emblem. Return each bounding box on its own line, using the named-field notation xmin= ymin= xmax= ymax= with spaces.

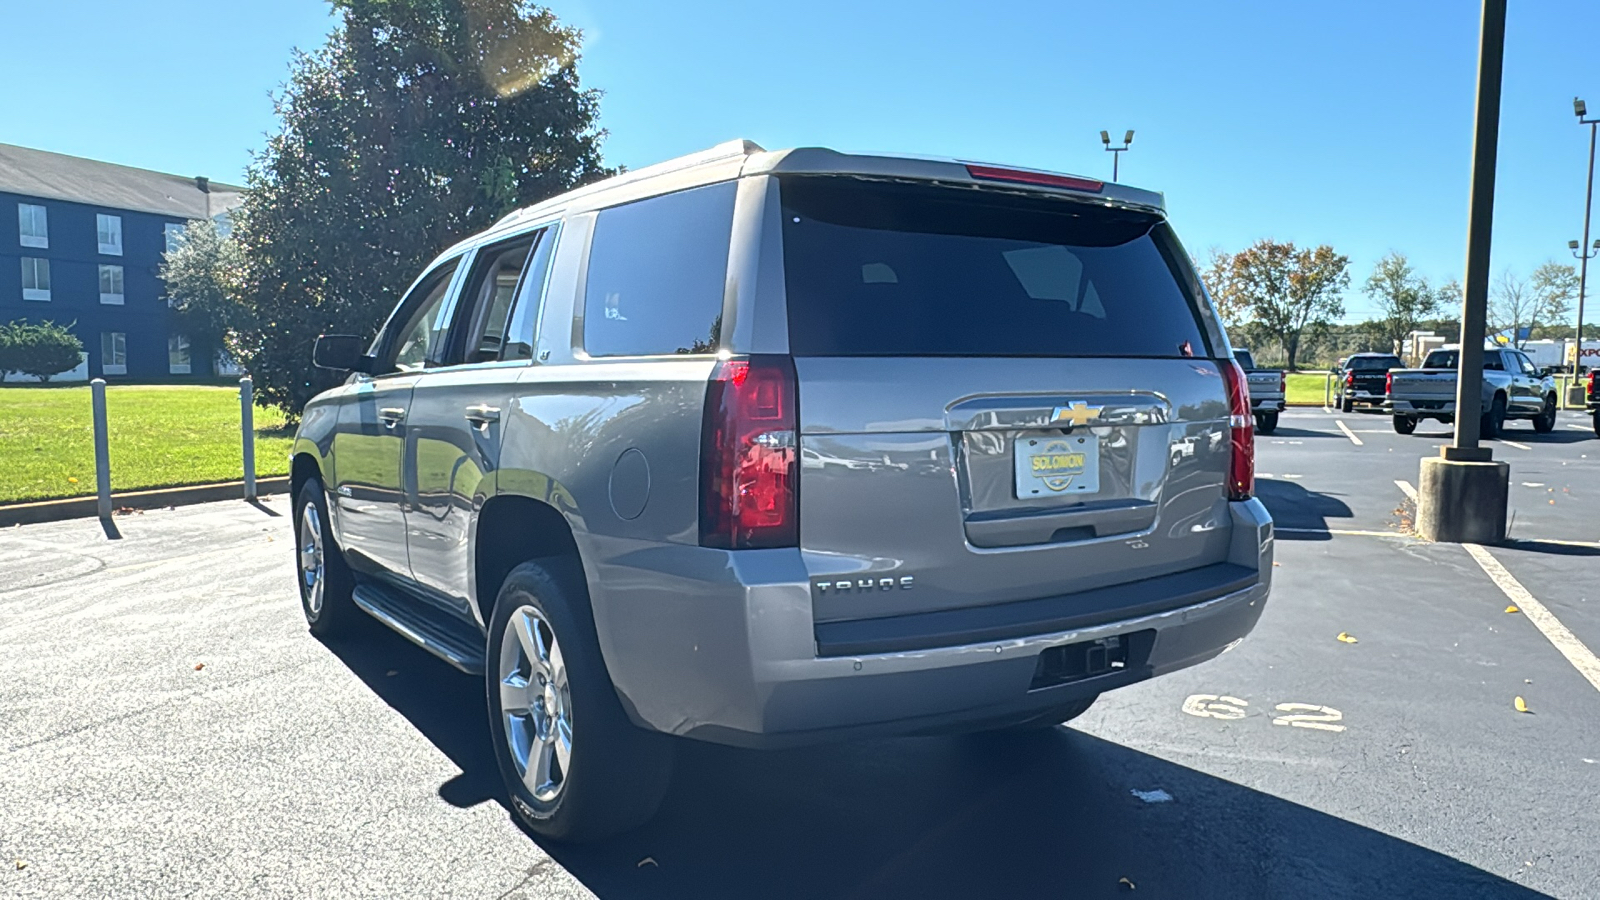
xmin=1051 ymin=402 xmax=1104 ymax=428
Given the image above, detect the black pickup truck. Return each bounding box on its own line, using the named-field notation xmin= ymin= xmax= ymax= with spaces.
xmin=1335 ymin=352 xmax=1403 ymax=413
xmin=1588 ymin=370 xmax=1599 ymax=436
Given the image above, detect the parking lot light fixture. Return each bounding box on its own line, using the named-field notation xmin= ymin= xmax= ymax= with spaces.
xmin=1101 ymin=129 xmax=1134 ymax=181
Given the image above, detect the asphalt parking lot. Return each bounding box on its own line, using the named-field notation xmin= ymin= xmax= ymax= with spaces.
xmin=3 ymin=407 xmax=1598 ymax=899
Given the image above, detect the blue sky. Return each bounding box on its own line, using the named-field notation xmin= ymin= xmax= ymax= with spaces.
xmin=4 ymin=0 xmax=1596 ymax=321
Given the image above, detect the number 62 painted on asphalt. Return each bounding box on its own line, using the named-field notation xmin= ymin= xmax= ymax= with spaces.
xmin=1181 ymin=694 xmax=1345 ymax=732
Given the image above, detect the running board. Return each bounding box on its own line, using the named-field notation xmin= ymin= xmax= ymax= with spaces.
xmin=352 ymin=582 xmax=486 ymax=675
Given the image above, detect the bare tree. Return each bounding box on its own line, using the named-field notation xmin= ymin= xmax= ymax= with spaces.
xmin=1489 ymin=265 xmax=1573 ymax=347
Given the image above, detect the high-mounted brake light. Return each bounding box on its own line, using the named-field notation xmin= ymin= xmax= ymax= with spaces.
xmin=965 ymin=164 xmax=1104 ymax=193
xmin=1220 ymin=360 xmax=1255 ymax=501
xmin=700 ymin=355 xmax=799 ymax=549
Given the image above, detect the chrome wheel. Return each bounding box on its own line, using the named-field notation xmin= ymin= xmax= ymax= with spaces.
xmin=298 ymin=503 xmax=325 ymax=617
xmin=499 ymin=605 xmax=572 ymax=803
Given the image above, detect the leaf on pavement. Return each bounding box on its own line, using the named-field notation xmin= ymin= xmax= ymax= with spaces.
xmin=1514 ymin=696 xmax=1530 ymax=713
xmin=1119 ymin=877 xmax=1136 ymax=890
xmin=1336 ymin=632 xmax=1358 ymax=643
xmin=193 ymin=663 xmax=205 ymax=671
xmin=1505 ymin=604 xmax=1520 ymax=614
xmin=15 ymin=859 xmax=27 ymax=870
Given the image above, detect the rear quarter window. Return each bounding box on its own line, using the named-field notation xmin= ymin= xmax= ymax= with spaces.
xmin=582 ymin=181 xmax=736 ymax=357
xmin=778 ymin=177 xmax=1208 ymax=358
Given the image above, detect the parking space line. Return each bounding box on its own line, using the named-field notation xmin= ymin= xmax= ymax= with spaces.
xmin=1501 ymin=439 xmax=1532 ymax=451
xmin=1463 ymin=543 xmax=1600 ymax=695
xmin=1275 ymin=526 xmax=1404 ymax=538
xmin=1395 ymin=480 xmax=1417 ymax=502
xmin=1335 ymin=420 xmax=1363 ymax=446
xmin=1567 ymin=423 xmax=1590 ymax=431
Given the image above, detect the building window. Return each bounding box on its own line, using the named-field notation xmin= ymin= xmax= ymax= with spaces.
xmin=164 ymin=223 xmax=185 ymax=255
xmin=101 ymin=332 xmax=127 ymax=376
xmin=21 ymin=257 xmax=51 ymax=301
xmin=168 ymin=335 xmax=191 ymax=375
xmin=97 ymin=214 xmax=122 ymax=256
xmin=19 ymin=203 xmax=47 ymax=248
xmin=99 ymin=265 xmax=125 ymax=305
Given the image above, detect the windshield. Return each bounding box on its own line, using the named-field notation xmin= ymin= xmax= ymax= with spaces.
xmin=1233 ymin=349 xmax=1257 ymax=369
xmin=779 ymin=177 xmax=1208 ymax=358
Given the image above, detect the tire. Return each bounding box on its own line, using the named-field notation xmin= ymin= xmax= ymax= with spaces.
xmin=485 ymin=559 xmax=673 ymax=842
xmin=1533 ymin=395 xmax=1557 ymax=434
xmin=1593 ymin=410 xmax=1600 ymax=438
xmin=294 ymin=479 xmax=360 ymax=637
xmin=1481 ymin=393 xmax=1506 ymax=440
xmin=1255 ymin=412 xmax=1278 ymax=435
xmin=1340 ymin=395 xmax=1353 ymax=414
xmin=1392 ymin=416 xmax=1417 ymax=435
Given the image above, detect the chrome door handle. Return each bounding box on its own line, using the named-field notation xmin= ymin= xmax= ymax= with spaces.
xmin=464 ymin=404 xmax=501 ymax=425
xmin=378 ymin=407 xmax=406 ymax=429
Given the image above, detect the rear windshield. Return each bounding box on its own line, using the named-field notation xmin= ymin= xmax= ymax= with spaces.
xmin=1422 ymin=350 xmax=1502 ymax=371
xmin=779 ymin=177 xmax=1208 ymax=358
xmin=1349 ymin=356 xmax=1401 ymax=370
xmin=1233 ymin=349 xmax=1257 ymax=369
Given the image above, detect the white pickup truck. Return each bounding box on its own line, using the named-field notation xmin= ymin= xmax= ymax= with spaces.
xmin=1233 ymin=348 xmax=1285 ymax=435
xmin=1387 ymin=346 xmax=1558 ymax=437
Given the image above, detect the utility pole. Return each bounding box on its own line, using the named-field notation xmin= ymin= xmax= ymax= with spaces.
xmin=1100 ymin=130 xmax=1133 ymax=181
xmin=1417 ymin=0 xmax=1511 ymax=544
xmin=1574 ymin=97 xmax=1598 ymax=372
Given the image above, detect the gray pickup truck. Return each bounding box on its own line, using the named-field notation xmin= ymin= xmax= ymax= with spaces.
xmin=289 ymin=140 xmax=1274 ymax=841
xmin=1387 ymin=346 xmax=1558 ymax=436
xmin=1232 ymin=349 xmax=1284 ymax=435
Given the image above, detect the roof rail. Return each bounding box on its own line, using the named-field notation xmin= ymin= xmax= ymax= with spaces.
xmin=490 ymin=139 xmax=765 ymax=230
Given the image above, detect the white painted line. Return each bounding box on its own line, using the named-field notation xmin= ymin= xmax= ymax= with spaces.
xmin=1395 ymin=480 xmax=1418 ymax=502
xmin=1567 ymin=423 xmax=1590 ymax=431
xmin=1501 ymin=439 xmax=1532 ymax=451
xmin=1275 ymin=526 xmax=1405 ymax=538
xmin=1335 ymin=420 xmax=1363 ymax=446
xmin=1463 ymin=543 xmax=1600 ymax=695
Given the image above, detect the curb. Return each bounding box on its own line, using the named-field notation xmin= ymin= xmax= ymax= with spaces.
xmin=0 ymin=477 xmax=291 ymax=528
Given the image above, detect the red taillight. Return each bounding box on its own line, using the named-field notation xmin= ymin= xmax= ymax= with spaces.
xmin=1386 ymin=371 xmax=1394 ymax=394
xmin=700 ymin=355 xmax=798 ymax=549
xmin=1221 ymin=360 xmax=1254 ymax=501
xmin=1280 ymin=372 xmax=1287 ymax=394
xmin=965 ymin=164 xmax=1104 ymax=193
xmin=1345 ymin=371 xmax=1355 ymax=388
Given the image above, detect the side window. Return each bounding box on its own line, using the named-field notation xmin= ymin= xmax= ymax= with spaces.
xmin=502 ymin=226 xmax=558 ymax=361
xmin=383 ymin=260 xmax=461 ymax=373
xmin=582 ymin=181 xmax=736 ymax=357
xmin=449 ymin=232 xmax=540 ymax=366
xmin=1516 ymin=352 xmax=1537 ymax=375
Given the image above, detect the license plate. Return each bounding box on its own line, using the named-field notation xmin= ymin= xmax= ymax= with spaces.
xmin=1015 ymin=433 xmax=1100 ymax=497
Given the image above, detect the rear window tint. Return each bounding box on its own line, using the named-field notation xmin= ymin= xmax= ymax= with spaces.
xmin=1423 ymin=350 xmax=1502 ymax=371
xmin=582 ymin=181 xmax=735 ymax=357
xmin=1349 ymin=356 xmax=1401 ymax=370
xmin=779 ymin=177 xmax=1206 ymax=358
xmin=1233 ymin=349 xmax=1256 ymax=369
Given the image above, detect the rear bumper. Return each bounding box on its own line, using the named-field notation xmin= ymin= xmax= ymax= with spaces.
xmin=1250 ymin=399 xmax=1286 ymax=413
xmin=587 ymin=499 xmax=1273 ymax=747
xmin=1389 ymin=399 xmax=1455 ymax=417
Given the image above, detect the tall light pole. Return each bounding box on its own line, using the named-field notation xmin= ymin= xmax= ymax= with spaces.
xmin=1572 ymin=236 xmax=1600 ymax=375
xmin=1100 ymin=129 xmax=1133 ymax=181
xmin=1575 ymin=97 xmax=1598 ymax=373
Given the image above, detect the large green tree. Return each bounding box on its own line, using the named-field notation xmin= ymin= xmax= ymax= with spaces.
xmin=1205 ymin=240 xmax=1350 ymax=370
xmin=234 ymin=0 xmax=611 ymax=414
xmin=160 ymin=218 xmax=249 ymax=367
xmin=1361 ymin=252 xmax=1453 ymax=357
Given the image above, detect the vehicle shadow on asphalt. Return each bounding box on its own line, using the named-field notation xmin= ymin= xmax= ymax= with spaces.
xmin=1258 ymin=426 xmax=1337 ymax=439
xmin=1256 ymin=478 xmax=1355 ymax=541
xmin=316 ymin=626 xmax=1542 ymax=899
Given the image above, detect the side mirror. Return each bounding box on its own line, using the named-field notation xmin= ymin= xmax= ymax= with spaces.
xmin=313 ymin=334 xmax=369 ymax=372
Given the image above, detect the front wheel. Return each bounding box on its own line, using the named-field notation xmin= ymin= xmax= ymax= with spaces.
xmin=294 ymin=480 xmax=360 ymax=637
xmin=1393 ymin=416 xmax=1417 ymax=435
xmin=485 ymin=560 xmax=673 ymax=842
xmin=1533 ymin=395 xmax=1557 ymax=433
xmin=1255 ymin=412 xmax=1279 ymax=435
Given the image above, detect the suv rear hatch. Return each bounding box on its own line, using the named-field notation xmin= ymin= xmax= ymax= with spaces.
xmin=776 ymin=175 xmax=1250 ymax=649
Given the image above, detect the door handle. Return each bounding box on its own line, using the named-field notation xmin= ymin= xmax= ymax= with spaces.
xmin=464 ymin=404 xmax=501 ymax=426
xmin=378 ymin=407 xmax=406 ymax=429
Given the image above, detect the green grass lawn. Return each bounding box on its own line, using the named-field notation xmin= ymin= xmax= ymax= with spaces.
xmin=0 ymin=385 xmax=292 ymax=504
xmin=1286 ymin=371 xmax=1337 ymax=406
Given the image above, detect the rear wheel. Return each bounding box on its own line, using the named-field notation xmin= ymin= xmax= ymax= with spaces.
xmin=1592 ymin=410 xmax=1600 ymax=438
xmin=1533 ymin=395 xmax=1557 ymax=433
xmin=1339 ymin=395 xmax=1353 ymax=413
xmin=485 ymin=560 xmax=673 ymax=842
xmin=1481 ymin=393 xmax=1506 ymax=440
xmin=1392 ymin=416 xmax=1417 ymax=435
xmin=1255 ymin=412 xmax=1278 ymax=435
xmin=294 ymin=480 xmax=359 ymax=637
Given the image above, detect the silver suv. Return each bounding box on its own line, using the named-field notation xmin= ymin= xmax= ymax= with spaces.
xmin=291 ymin=140 xmax=1274 ymax=841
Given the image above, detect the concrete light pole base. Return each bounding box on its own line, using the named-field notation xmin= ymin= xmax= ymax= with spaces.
xmin=1416 ymin=453 xmax=1509 ymax=543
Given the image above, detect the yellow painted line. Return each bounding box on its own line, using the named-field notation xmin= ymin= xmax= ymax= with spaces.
xmin=1463 ymin=543 xmax=1600 ymax=695
xmin=1335 ymin=420 xmax=1363 ymax=446
xmin=1394 ymin=480 xmax=1418 ymax=502
xmin=1501 ymin=439 xmax=1532 ymax=451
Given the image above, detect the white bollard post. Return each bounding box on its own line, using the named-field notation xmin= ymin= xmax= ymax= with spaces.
xmin=91 ymin=378 xmax=112 ymax=520
xmin=240 ymin=376 xmax=256 ymax=501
